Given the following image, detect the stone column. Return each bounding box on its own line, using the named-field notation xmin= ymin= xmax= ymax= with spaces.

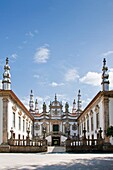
xmin=2 ymin=98 xmax=9 ymax=144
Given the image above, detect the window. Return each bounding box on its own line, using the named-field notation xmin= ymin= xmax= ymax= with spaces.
xmin=91 ymin=116 xmax=93 ymax=131
xmin=53 ymin=124 xmax=59 ymax=132
xmin=82 ymin=123 xmax=83 ymax=133
xmin=96 ymin=113 xmax=99 ymax=129
xmin=87 ymin=118 xmax=89 ymax=132
xmin=23 ymin=119 xmax=25 ymax=132
xmin=19 ymin=117 xmax=21 ymax=130
xmin=26 ymin=122 xmax=28 ymax=131
xmin=13 ymin=112 xmax=15 ymax=128
xmin=79 ymin=124 xmax=81 ymax=135
xmin=84 ymin=121 xmax=86 ymax=129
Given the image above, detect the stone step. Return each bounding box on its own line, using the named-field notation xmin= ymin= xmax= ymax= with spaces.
xmin=48 ymin=146 xmax=66 ymax=153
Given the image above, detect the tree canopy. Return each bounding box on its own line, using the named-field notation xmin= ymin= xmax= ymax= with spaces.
xmin=106 ymin=126 xmax=113 ymax=137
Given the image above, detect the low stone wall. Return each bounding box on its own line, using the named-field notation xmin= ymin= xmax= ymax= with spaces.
xmin=0 ymin=145 xmax=10 ymax=153
xmin=0 ymin=145 xmax=47 ymax=153
xmin=66 ymin=139 xmax=113 ymax=153
xmin=10 ymin=145 xmax=47 ymax=153
xmin=66 ymin=145 xmax=113 ymax=153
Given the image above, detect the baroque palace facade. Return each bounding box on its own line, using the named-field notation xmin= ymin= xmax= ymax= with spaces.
xmin=0 ymin=58 xmax=113 ymax=146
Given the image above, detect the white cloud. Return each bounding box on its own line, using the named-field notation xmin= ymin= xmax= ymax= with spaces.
xmin=49 ymin=82 xmax=64 ymax=87
xmin=21 ymin=96 xmax=29 ymax=110
xmin=26 ymin=31 xmax=34 ymax=37
xmin=11 ymin=53 xmax=17 ymax=59
xmin=25 ymin=30 xmax=38 ymax=38
xmin=34 ymin=45 xmax=50 ymax=63
xmin=102 ymin=50 xmax=113 ymax=57
xmin=33 ymin=75 xmax=40 ymax=79
xmin=79 ymin=68 xmax=113 ymax=89
xmin=21 ymin=95 xmax=43 ymax=112
xmin=82 ymin=98 xmax=92 ymax=109
xmin=65 ymin=68 xmax=79 ymax=81
xmin=80 ymin=72 xmax=101 ymax=86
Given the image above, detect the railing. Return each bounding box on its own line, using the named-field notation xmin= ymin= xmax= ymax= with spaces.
xmin=66 ymin=137 xmax=105 ymax=153
xmin=8 ymin=138 xmax=47 ymax=146
xmin=7 ymin=128 xmax=48 ymax=153
xmin=66 ymin=138 xmax=104 ymax=147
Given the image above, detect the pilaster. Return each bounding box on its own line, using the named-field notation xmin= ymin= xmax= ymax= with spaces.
xmin=102 ymin=96 xmax=109 ymax=134
xmin=2 ymin=97 xmax=9 ymax=144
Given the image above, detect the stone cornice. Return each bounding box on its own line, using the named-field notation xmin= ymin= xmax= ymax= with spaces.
xmin=0 ymin=90 xmax=34 ymax=120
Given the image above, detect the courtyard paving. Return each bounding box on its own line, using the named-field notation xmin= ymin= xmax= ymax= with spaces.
xmin=0 ymin=151 xmax=113 ymax=170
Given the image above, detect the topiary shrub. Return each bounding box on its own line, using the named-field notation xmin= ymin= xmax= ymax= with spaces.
xmin=106 ymin=126 xmax=113 ymax=137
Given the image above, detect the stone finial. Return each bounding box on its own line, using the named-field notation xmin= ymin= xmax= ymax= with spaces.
xmin=77 ymin=89 xmax=82 ymax=115
xmin=29 ymin=90 xmax=34 ymax=112
xmin=2 ymin=57 xmax=11 ymax=90
xmin=101 ymin=58 xmax=109 ymax=91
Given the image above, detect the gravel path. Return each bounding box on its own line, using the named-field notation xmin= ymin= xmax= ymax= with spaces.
xmin=0 ymin=153 xmax=113 ymax=170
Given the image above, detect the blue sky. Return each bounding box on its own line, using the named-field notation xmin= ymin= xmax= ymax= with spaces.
xmin=0 ymin=0 xmax=113 ymax=111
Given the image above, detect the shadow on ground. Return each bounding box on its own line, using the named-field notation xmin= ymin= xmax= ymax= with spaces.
xmin=7 ymin=157 xmax=113 ymax=170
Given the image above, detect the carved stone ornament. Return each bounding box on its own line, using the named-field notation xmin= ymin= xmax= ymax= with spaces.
xmin=12 ymin=105 xmax=17 ymax=112
xmin=18 ymin=110 xmax=22 ymax=116
xmin=23 ymin=114 xmax=26 ymax=119
xmin=95 ymin=105 xmax=99 ymax=113
xmin=72 ymin=123 xmax=77 ymax=130
xmin=90 ymin=110 xmax=93 ymax=115
xmin=35 ymin=123 xmax=40 ymax=130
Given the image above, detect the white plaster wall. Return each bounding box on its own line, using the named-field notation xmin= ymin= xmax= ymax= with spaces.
xmin=46 ymin=135 xmax=51 ymax=144
xmin=7 ymin=98 xmax=33 ymax=140
xmin=0 ymin=97 xmax=3 ymax=144
xmin=50 ymin=122 xmax=52 ymax=132
xmin=109 ymin=98 xmax=113 ymax=126
xmin=99 ymin=100 xmax=104 ymax=137
xmin=78 ymin=99 xmax=105 ymax=139
xmin=59 ymin=122 xmax=62 ymax=132
xmin=109 ymin=98 xmax=113 ymax=145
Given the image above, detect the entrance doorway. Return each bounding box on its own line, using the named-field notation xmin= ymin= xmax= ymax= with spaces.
xmin=52 ymin=137 xmax=60 ymax=146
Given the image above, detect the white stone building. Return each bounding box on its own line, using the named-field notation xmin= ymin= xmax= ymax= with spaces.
xmin=0 ymin=58 xmax=34 ymax=145
xmin=29 ymin=93 xmax=81 ymax=146
xmin=78 ymin=58 xmax=113 ymax=144
xmin=0 ymin=58 xmax=80 ymax=146
xmin=0 ymin=57 xmax=113 ymax=146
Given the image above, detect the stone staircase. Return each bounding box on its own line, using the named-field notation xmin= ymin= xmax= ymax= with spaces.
xmin=47 ymin=146 xmax=66 ymax=153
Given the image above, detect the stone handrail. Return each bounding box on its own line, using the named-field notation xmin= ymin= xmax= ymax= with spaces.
xmin=8 ymin=138 xmax=47 ymax=147
xmin=66 ymin=138 xmax=104 ymax=147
